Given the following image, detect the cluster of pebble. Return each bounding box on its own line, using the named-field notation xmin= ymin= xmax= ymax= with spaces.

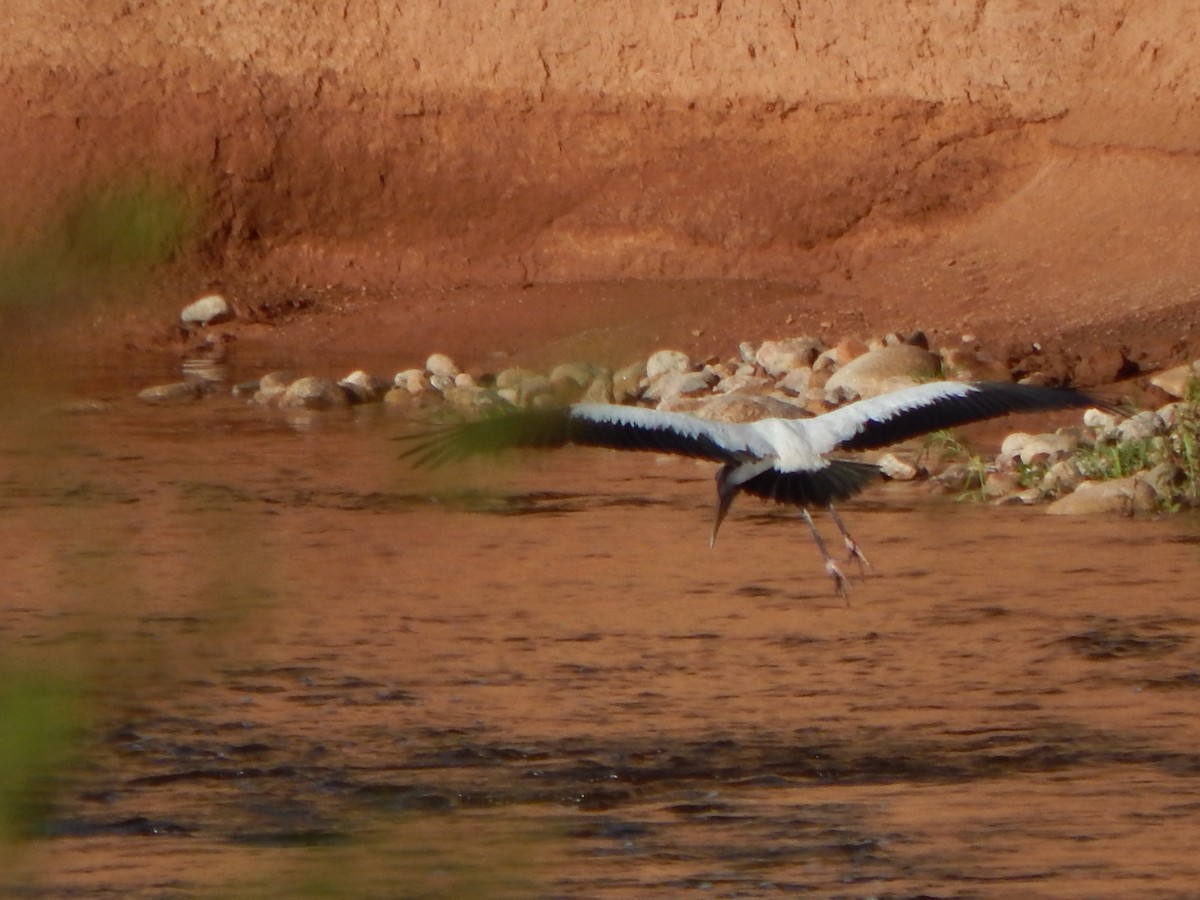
xmin=140 ymin=304 xmax=1200 ymax=514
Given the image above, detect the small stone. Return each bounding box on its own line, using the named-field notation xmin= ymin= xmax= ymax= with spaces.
xmin=425 ymin=353 xmax=460 ymax=379
xmin=876 ymin=453 xmax=918 ymax=481
xmin=428 ymin=374 xmax=455 ymax=393
xmin=999 ymin=432 xmax=1035 ymax=460
xmin=1143 ymin=462 xmax=1180 ymax=502
xmin=996 ymin=488 xmax=1044 ymax=505
xmin=776 ymin=367 xmax=814 ymax=396
xmin=693 ymin=393 xmax=806 ymax=424
xmin=393 ymin=369 xmax=428 ymax=393
xmin=1083 ymin=407 xmax=1120 ymax=433
xmin=823 ymin=344 xmax=940 ymax=402
xmin=612 ymin=361 xmax=647 ymax=403
xmin=549 ymin=362 xmax=597 ymax=388
xmin=984 ymin=470 xmax=1021 ymax=499
xmin=259 ymin=371 xmax=296 ymax=392
xmin=714 ymin=371 xmax=772 ymax=395
xmin=940 ymin=348 xmax=1011 ymax=383
xmin=1046 ymin=477 xmax=1158 ymax=515
xmin=137 ymin=381 xmax=205 ymax=404
xmin=277 ymin=376 xmax=351 ymax=410
xmin=1016 ymin=433 xmax=1078 ymax=467
xmin=644 ymin=369 xmax=717 ymax=403
xmin=338 ymin=370 xmax=390 ymax=404
xmin=645 ymin=349 xmax=692 ymax=380
xmin=755 ymin=337 xmax=822 ymax=377
xmin=1149 ymin=364 xmax=1198 ymax=400
xmin=495 ymin=367 xmax=540 ymax=390
xmin=383 ymin=387 xmax=438 ymax=409
xmin=928 ymin=462 xmax=983 ymax=493
xmin=831 ymin=337 xmax=870 ymax=367
xmin=1115 ymin=410 xmax=1164 ymax=442
xmin=180 ymin=294 xmax=233 ymax=327
xmin=581 ymin=370 xmax=615 ymax=403
xmin=1040 ymin=460 xmax=1083 ymax=495
xmin=516 ymin=374 xmax=556 ymax=406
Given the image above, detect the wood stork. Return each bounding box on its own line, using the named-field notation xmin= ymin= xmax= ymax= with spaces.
xmin=402 ymin=380 xmax=1110 ymax=595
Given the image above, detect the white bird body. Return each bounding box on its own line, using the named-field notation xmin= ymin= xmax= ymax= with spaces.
xmin=403 ymin=380 xmax=1110 ymax=594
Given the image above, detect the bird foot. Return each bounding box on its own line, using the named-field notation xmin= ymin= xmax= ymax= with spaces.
xmin=825 ymin=559 xmax=849 ymax=599
xmin=843 ymin=538 xmax=874 ymax=579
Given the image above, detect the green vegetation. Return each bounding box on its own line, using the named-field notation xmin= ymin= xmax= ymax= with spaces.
xmin=926 ymin=380 xmax=1200 ymax=511
xmin=0 ymin=177 xmax=196 ymax=315
xmin=0 ymin=672 xmax=84 ymax=853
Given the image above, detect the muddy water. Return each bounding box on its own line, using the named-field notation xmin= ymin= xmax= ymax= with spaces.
xmin=3 ymin=390 xmax=1200 ymax=898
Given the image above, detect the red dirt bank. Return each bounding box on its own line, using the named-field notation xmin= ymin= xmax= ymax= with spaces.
xmin=3 ymin=4 xmax=1199 ymax=378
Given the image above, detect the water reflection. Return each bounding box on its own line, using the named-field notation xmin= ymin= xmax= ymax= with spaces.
xmin=2 ymin=388 xmax=1199 ymax=895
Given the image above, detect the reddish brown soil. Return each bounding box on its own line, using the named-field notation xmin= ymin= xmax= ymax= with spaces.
xmin=4 ymin=4 xmax=1200 ymax=381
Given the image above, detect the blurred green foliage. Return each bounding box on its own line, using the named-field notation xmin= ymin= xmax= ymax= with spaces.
xmin=0 ymin=671 xmax=84 ymax=852
xmin=0 ymin=177 xmax=196 ymax=314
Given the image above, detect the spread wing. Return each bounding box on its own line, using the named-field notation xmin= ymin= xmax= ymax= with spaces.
xmin=808 ymin=382 xmax=1112 ymax=453
xmin=400 ymin=403 xmax=768 ymax=468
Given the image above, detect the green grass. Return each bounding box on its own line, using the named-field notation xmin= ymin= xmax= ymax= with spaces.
xmin=922 ymin=382 xmax=1200 ymax=510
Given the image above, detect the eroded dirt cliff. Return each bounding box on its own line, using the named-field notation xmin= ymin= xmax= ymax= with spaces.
xmin=4 ymin=2 xmax=1200 ymax=368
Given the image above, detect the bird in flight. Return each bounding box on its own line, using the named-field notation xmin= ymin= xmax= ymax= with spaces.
xmin=402 ymin=380 xmax=1109 ymax=595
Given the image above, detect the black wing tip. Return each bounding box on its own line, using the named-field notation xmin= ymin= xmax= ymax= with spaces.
xmin=969 ymin=381 xmax=1125 ymax=415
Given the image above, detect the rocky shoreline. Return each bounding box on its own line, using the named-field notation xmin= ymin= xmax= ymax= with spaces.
xmin=134 ymin=298 xmax=1200 ymax=517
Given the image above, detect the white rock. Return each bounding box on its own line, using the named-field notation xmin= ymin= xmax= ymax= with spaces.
xmin=823 ymin=344 xmax=940 ymax=402
xmin=425 ymin=353 xmax=461 ymax=379
xmin=549 ymin=362 xmax=598 ymax=387
xmin=876 ymin=453 xmax=918 ymax=481
xmin=393 ymin=369 xmax=428 ymax=393
xmin=693 ymin=393 xmax=806 ymax=424
xmin=180 ymin=294 xmax=233 ymax=326
xmin=776 ymin=367 xmax=815 ymax=396
xmin=278 ymin=376 xmax=350 ymax=410
xmin=1149 ymin=363 xmax=1199 ymax=399
xmin=454 ymin=372 xmax=478 ymax=389
xmin=1017 ymin=433 xmax=1079 ymax=466
xmin=755 ymin=337 xmax=822 ymax=377
xmin=516 ymin=374 xmax=555 ymax=406
xmin=999 ymin=432 xmax=1035 ymax=459
xmin=1083 ymin=408 xmax=1119 ymax=431
xmin=645 ymin=349 xmax=692 ymax=380
xmin=984 ymin=470 xmax=1021 ymax=499
xmin=1143 ymin=462 xmax=1180 ymax=502
xmin=644 ymin=369 xmax=717 ymax=403
xmin=581 ymin=370 xmax=615 ymax=403
xmin=428 ymin=374 xmax=455 ymax=393
xmin=613 ymin=361 xmax=647 ymax=402
xmin=495 ymin=367 xmax=540 ymax=390
xmin=338 ymin=370 xmax=389 ymax=403
xmin=1116 ymin=410 xmax=1164 ymax=442
xmin=714 ymin=371 xmax=772 ymax=395
xmin=138 ymin=381 xmax=204 ymax=404
xmin=1040 ymin=460 xmax=1083 ymax=494
xmin=1045 ymin=477 xmax=1157 ymax=515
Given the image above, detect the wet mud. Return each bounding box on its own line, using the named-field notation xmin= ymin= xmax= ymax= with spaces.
xmin=3 ymin=391 xmax=1200 ymax=897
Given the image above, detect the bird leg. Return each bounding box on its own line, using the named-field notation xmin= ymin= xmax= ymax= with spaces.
xmin=826 ymin=503 xmax=873 ymax=577
xmin=710 ymin=465 xmax=738 ymax=548
xmin=800 ymin=508 xmax=848 ymax=598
